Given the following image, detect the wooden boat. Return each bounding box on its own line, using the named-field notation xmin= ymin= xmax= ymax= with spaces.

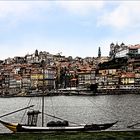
xmin=0 ymin=119 xmax=118 ymax=133
xmin=0 ymin=61 xmax=118 ymax=133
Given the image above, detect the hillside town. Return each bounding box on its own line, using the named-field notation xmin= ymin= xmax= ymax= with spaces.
xmin=0 ymin=42 xmax=140 ymax=96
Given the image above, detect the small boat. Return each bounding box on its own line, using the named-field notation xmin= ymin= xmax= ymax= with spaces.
xmin=0 ymin=119 xmax=118 ymax=133
xmin=0 ymin=62 xmax=118 ymax=133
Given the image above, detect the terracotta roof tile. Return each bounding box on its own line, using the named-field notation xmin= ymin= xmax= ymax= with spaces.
xmin=129 ymin=44 xmax=140 ymax=49
xmin=121 ymin=72 xmax=135 ymax=78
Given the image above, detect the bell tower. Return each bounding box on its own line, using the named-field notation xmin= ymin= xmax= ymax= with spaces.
xmin=98 ymin=47 xmax=101 ymax=58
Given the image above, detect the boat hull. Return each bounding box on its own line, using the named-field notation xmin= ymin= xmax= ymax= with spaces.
xmin=0 ymin=120 xmax=117 ymax=133
xmin=17 ymin=122 xmax=117 ymax=132
xmin=0 ymin=120 xmax=18 ymax=133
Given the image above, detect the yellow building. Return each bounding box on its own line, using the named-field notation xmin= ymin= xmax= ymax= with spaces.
xmin=31 ymin=68 xmax=55 ymax=90
xmin=121 ymin=72 xmax=135 ymax=85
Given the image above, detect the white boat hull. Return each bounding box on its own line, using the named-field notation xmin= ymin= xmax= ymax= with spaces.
xmin=0 ymin=120 xmax=118 ymax=133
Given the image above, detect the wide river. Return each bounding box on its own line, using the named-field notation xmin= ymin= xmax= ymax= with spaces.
xmin=0 ymin=94 xmax=140 ymax=133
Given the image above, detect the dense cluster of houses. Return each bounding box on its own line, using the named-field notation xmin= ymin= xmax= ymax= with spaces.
xmin=98 ymin=43 xmax=140 ymax=90
xmin=0 ymin=42 xmax=140 ymax=96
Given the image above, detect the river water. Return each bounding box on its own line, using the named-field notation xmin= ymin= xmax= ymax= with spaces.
xmin=0 ymin=94 xmax=140 ymax=133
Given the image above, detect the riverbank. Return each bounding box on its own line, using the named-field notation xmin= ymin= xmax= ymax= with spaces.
xmin=1 ymin=88 xmax=140 ymax=98
xmin=0 ymin=131 xmax=140 ymax=140
xmin=98 ymin=88 xmax=140 ymax=95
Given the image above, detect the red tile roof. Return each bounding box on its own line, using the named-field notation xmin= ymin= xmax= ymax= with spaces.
xmin=129 ymin=44 xmax=140 ymax=49
xmin=121 ymin=72 xmax=135 ymax=78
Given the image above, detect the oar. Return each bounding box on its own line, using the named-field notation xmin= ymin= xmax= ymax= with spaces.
xmin=127 ymin=122 xmax=140 ymax=128
xmin=0 ymin=105 xmax=34 ymax=118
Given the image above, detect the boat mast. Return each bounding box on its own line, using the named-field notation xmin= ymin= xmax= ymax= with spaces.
xmin=41 ymin=60 xmax=45 ymax=127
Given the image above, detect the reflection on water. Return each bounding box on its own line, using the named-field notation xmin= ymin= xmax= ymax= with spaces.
xmin=0 ymin=94 xmax=140 ymax=133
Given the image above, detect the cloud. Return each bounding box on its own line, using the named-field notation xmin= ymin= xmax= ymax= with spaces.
xmin=0 ymin=1 xmax=104 ymax=22
xmin=1 ymin=1 xmax=140 ymax=30
xmin=0 ymin=1 xmax=105 ymax=28
xmin=57 ymin=1 xmax=104 ymax=16
xmin=98 ymin=1 xmax=140 ymax=30
xmin=0 ymin=1 xmax=32 ymax=18
xmin=0 ymin=1 xmax=51 ymax=27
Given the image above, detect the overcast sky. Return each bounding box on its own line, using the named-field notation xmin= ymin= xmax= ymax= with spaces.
xmin=0 ymin=1 xmax=140 ymax=60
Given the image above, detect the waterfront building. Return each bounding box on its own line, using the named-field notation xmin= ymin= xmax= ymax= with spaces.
xmin=31 ymin=68 xmax=41 ymax=89
xmin=77 ymin=67 xmax=96 ymax=88
xmin=0 ymin=75 xmax=2 ymax=92
xmin=97 ymin=68 xmax=121 ymax=89
xmin=135 ymin=72 xmax=140 ymax=88
xmin=121 ymin=72 xmax=135 ymax=85
xmin=22 ymin=74 xmax=31 ymax=90
xmin=44 ymin=67 xmax=56 ymax=90
xmin=30 ymin=66 xmax=55 ymax=91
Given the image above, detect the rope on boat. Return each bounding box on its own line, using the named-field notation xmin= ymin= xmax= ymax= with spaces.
xmin=20 ymin=98 xmax=33 ymax=123
xmin=0 ymin=105 xmax=34 ymax=119
xmin=42 ymin=97 xmax=85 ymax=126
xmin=87 ymin=97 xmax=118 ymax=119
xmin=87 ymin=98 xmax=135 ymax=129
xmin=43 ymin=112 xmax=84 ymax=126
xmin=28 ymin=107 xmax=84 ymax=126
xmin=50 ymin=96 xmax=55 ymax=121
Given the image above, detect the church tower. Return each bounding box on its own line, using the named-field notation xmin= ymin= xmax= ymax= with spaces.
xmin=35 ymin=49 xmax=39 ymax=57
xmin=98 ymin=47 xmax=101 ymax=58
